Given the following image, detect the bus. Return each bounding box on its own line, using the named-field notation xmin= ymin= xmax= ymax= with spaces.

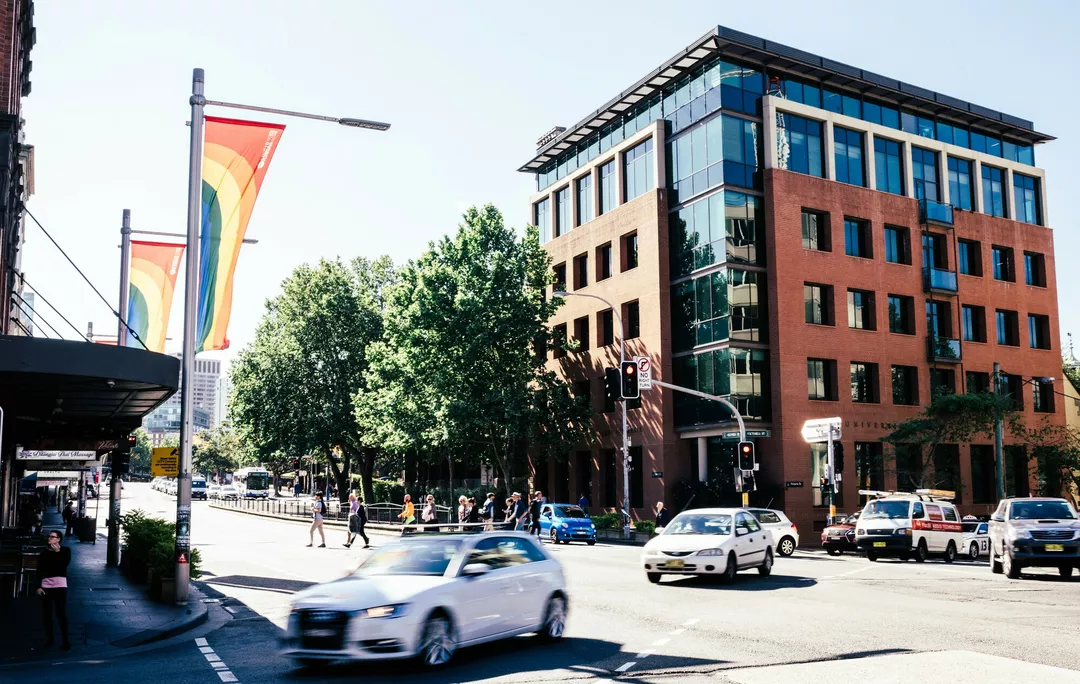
xmin=233 ymin=467 xmax=271 ymax=499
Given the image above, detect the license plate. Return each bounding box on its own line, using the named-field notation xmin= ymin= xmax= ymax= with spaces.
xmin=1045 ymin=544 xmax=1065 ymax=552
xmin=304 ymin=629 xmax=336 ymax=638
xmin=873 ymin=541 xmax=887 ymax=548
xmin=665 ymin=559 xmax=685 ymax=569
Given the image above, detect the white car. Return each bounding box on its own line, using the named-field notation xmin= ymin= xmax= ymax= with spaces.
xmin=641 ymin=508 xmax=774 ymax=583
xmin=219 ymin=484 xmax=239 ymax=500
xmin=281 ymin=532 xmax=568 ymax=668
xmin=961 ymin=520 xmax=990 ymax=560
xmin=748 ymin=508 xmax=800 ymax=557
xmin=207 ymin=484 xmax=222 ymax=500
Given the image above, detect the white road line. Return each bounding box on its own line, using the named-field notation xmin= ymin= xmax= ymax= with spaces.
xmin=218 ymin=672 xmax=238 ymax=683
xmin=210 ymin=662 xmax=229 ymax=670
xmin=199 ymin=646 xmax=215 ymax=654
xmin=652 ymin=637 xmax=671 ymax=647
xmin=822 ymin=564 xmax=879 ymax=580
xmin=615 ymin=662 xmax=636 ymax=672
xmin=194 ymin=640 xmax=240 ymax=683
xmin=195 ymin=637 xmax=208 ymax=647
xmin=682 ymin=618 xmax=699 ymax=626
xmin=635 ymin=649 xmax=655 ymax=658
xmin=669 ymin=628 xmax=685 ymax=635
xmin=205 ymin=653 xmax=222 ymax=662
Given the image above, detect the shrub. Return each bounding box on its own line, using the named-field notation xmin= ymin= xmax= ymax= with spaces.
xmin=634 ymin=520 xmax=656 ymax=535
xmin=591 ymin=513 xmax=621 ymax=530
xmin=120 ymin=509 xmax=202 ymax=581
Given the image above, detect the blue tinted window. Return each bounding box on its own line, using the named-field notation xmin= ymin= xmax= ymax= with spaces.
xmin=863 ymin=102 xmax=881 ymax=125
xmin=555 ymin=185 xmax=571 ymax=237
xmin=911 ymin=146 xmax=939 ymax=201
xmin=535 ymin=197 xmax=551 ymax=244
xmin=624 ymin=138 xmax=655 ymax=202
xmin=901 ymin=111 xmax=918 ymax=135
xmin=669 ymin=190 xmax=764 ymax=278
xmin=670 ymin=116 xmax=726 ymax=201
xmin=576 ymin=174 xmax=593 ymax=226
xmin=936 ymin=122 xmax=954 ymax=145
xmin=843 ymin=94 xmax=861 ymax=119
xmin=599 ymin=160 xmax=616 ymax=215
xmin=823 ymin=89 xmax=842 ymax=113
xmin=918 ymin=116 xmax=935 ymax=140
xmin=970 ymin=131 xmax=986 ymax=154
xmin=844 ymin=218 xmax=871 ymax=258
xmin=834 ymin=126 xmax=865 ymax=187
xmin=1013 ymin=173 xmax=1041 ymax=225
xmin=953 ymin=126 xmax=969 ymax=149
xmin=881 ymin=106 xmax=900 ymax=130
xmin=874 ymin=137 xmax=904 ymax=195
xmin=722 ymin=114 xmax=760 ymax=189
xmin=776 ymin=113 xmax=824 ymax=178
xmin=981 ymin=165 xmax=1006 ymax=218
xmin=947 ymin=157 xmax=973 ymax=211
xmin=1017 ymin=145 xmax=1034 ymax=165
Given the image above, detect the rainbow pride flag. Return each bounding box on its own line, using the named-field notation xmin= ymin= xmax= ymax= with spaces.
xmin=196 ymin=116 xmax=285 ymax=352
xmin=127 ymin=240 xmax=185 ymax=353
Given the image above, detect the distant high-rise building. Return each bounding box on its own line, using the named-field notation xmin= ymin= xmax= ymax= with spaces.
xmin=215 ymin=372 xmax=232 ymax=427
xmin=143 ymin=353 xmax=222 ymax=441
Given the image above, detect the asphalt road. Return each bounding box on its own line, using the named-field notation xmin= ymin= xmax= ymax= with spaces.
xmin=10 ymin=483 xmax=1080 ymax=684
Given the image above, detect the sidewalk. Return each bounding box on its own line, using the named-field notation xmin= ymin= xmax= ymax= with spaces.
xmin=0 ymin=508 xmax=208 ymax=665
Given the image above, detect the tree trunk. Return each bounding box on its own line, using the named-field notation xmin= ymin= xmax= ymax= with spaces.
xmin=361 ymin=448 xmax=376 ymax=506
xmin=326 ymin=447 xmax=351 ymax=504
xmin=448 ymin=448 xmax=454 ymax=507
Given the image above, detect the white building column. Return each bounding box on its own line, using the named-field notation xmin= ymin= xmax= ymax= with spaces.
xmin=864 ymin=132 xmax=877 ymax=191
xmin=903 ymin=141 xmax=916 ymax=199
xmin=762 ymin=97 xmax=779 ymax=170
xmin=697 ymin=437 xmax=708 ymax=483
xmin=938 ymin=149 xmax=951 ymax=207
xmin=823 ymin=122 xmax=836 ymax=181
xmin=972 ymin=159 xmax=985 ymax=213
xmin=1005 ymin=168 xmax=1017 ymax=221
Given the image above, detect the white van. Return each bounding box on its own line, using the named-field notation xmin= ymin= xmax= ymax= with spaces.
xmin=191 ymin=477 xmax=208 ymax=500
xmin=855 ymin=490 xmax=964 ymax=563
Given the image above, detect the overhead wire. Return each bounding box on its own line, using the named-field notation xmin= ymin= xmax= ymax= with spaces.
xmin=11 ymin=289 xmax=64 ymax=340
xmin=7 ymin=269 xmax=88 ymax=340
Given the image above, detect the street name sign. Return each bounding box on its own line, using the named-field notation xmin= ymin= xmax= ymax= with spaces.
xmin=801 ymin=417 xmax=842 ymax=443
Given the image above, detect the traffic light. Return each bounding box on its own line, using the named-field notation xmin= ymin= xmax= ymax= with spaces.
xmin=738 ymin=441 xmax=756 ymax=471
xmin=603 ymin=367 xmax=621 ymax=404
xmin=292 ymin=458 xmax=300 ymax=469
xmin=118 ymin=433 xmax=137 ymax=453
xmin=112 ymin=453 xmax=131 ymax=475
xmin=620 ymin=360 xmax=640 ymax=400
xmin=819 ymin=477 xmax=832 ymax=497
xmin=832 ymin=442 xmax=845 ymax=473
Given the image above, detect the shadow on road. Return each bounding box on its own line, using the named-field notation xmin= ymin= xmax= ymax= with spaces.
xmin=658 ymin=573 xmax=817 ymax=591
xmin=203 ymin=574 xmax=316 ymax=595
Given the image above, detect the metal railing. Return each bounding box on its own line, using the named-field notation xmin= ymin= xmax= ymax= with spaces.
xmin=211 ymin=497 xmax=456 ymax=525
xmin=927 ymin=335 xmax=962 ymax=362
xmin=919 ymin=198 xmax=954 ymax=225
xmin=923 ymin=267 xmax=958 ymax=293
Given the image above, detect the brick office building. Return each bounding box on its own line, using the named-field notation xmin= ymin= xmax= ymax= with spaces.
xmin=520 ymin=26 xmax=1063 ymax=535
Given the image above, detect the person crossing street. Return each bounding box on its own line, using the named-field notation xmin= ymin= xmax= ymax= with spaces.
xmin=306 ymin=492 xmax=327 ymax=547
xmin=345 ymin=493 xmax=370 ymax=548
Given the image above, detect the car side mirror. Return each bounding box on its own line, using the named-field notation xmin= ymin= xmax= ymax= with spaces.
xmin=462 ymin=563 xmax=491 ymax=577
xmin=991 ymin=513 xmax=1004 ymax=523
xmin=655 ymin=526 xmax=665 ymax=534
xmin=736 ymin=527 xmax=748 ymax=537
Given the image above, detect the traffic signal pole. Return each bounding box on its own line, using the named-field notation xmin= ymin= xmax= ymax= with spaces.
xmin=826 ymin=426 xmax=836 ymax=526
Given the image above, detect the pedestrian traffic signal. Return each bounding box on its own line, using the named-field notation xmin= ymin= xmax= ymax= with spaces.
xmin=112 ymin=453 xmax=130 ymax=475
xmin=117 ymin=433 xmax=137 ymax=453
xmin=620 ymin=360 xmax=640 ymax=399
xmin=819 ymin=477 xmax=832 ymax=497
xmin=604 ymin=367 xmax=621 ymax=404
xmin=832 ymin=442 xmax=845 ymax=473
xmin=738 ymin=441 xmax=756 ymax=471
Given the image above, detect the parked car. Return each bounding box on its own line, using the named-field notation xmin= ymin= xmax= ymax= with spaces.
xmin=207 ymin=484 xmax=222 ymax=500
xmin=538 ymin=504 xmax=596 ymax=545
xmin=281 ymin=532 xmax=567 ymax=668
xmin=748 ymin=508 xmax=799 ymax=556
xmin=988 ymin=497 xmax=1080 ymax=579
xmin=961 ymin=519 xmax=990 ymax=560
xmin=641 ymin=508 xmax=773 ymax=584
xmin=821 ymin=512 xmax=861 ymax=555
xmin=219 ymin=484 xmax=239 ymax=501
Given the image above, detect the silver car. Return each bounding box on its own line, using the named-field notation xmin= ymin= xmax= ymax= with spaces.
xmin=988 ymin=497 xmax=1080 ymax=579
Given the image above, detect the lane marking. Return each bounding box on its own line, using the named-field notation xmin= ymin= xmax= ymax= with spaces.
xmin=668 ymin=628 xmax=685 ymax=636
xmin=218 ymin=673 xmax=238 ymax=683
xmin=652 ymin=637 xmax=671 ymax=647
xmin=205 ymin=653 xmax=222 ymax=662
xmin=635 ymin=649 xmax=655 ymax=658
xmin=199 ymin=646 xmax=215 ymax=654
xmin=210 ymin=662 xmax=229 ymax=670
xmin=822 ymin=564 xmax=879 ymax=580
xmin=682 ymin=618 xmax=699 ymax=626
xmin=615 ymin=662 xmax=635 ymax=673
xmin=195 ymin=637 xmax=208 ymax=647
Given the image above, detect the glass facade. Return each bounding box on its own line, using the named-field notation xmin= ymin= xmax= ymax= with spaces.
xmin=1013 ymin=173 xmax=1041 ymax=225
xmin=874 ymin=137 xmax=903 ymax=195
xmin=884 ymin=226 xmax=908 ymax=264
xmin=534 ymin=197 xmax=550 ymax=243
xmin=947 ymin=157 xmax=973 ymax=211
xmin=599 ymin=160 xmax=616 ymax=215
xmin=669 ymin=116 xmax=723 ymax=202
xmin=623 ymin=138 xmax=655 ymax=202
xmin=672 ymin=268 xmax=764 ymax=352
xmin=911 ymin=146 xmax=939 ymax=202
xmin=673 ymin=347 xmax=769 ymax=426
xmin=554 ymin=185 xmax=571 ymax=238
xmin=833 ymin=126 xmax=865 ymax=187
xmin=775 ymin=113 xmax=824 ymax=178
xmin=576 ymin=174 xmax=593 ymax=225
xmin=721 ymin=114 xmax=760 ymax=190
xmin=670 ymin=190 xmax=762 ymax=278
xmin=844 ymin=218 xmax=871 ymax=258
xmin=982 ymin=165 xmax=1007 ymax=218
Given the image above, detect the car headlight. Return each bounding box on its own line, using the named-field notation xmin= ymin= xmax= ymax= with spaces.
xmin=894 ymin=527 xmax=911 ymax=536
xmin=1006 ymin=527 xmax=1031 ymax=540
xmin=589 ymin=523 xmax=596 ymax=530
xmin=856 ymin=529 xmax=865 ymax=536
xmin=696 ymin=548 xmax=726 ymax=556
xmin=561 ymin=523 xmax=569 ymax=529
xmin=359 ymin=604 xmax=408 ymax=619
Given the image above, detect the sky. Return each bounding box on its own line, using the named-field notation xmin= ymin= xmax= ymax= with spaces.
xmin=19 ymin=1 xmax=1080 ymax=373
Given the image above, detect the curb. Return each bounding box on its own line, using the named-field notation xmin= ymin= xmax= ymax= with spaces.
xmin=110 ymin=585 xmax=210 ymax=648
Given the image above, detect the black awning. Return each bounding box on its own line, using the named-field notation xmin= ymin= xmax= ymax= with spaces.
xmin=0 ymin=335 xmax=180 ymax=442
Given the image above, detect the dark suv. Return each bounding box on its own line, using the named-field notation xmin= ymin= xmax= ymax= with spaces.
xmin=988 ymin=497 xmax=1080 ymax=579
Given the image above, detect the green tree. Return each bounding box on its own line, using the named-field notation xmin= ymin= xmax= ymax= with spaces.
xmin=1016 ymin=418 xmax=1080 ymax=501
xmin=130 ymin=428 xmax=153 ymax=475
xmin=192 ymin=423 xmax=245 ymax=478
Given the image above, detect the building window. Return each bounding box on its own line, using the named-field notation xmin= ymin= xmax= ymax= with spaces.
xmin=911 ymin=146 xmax=940 ymax=201
xmin=891 ymin=365 xmax=919 ymax=405
xmin=808 ymin=358 xmax=837 ymax=401
xmin=1001 ymin=373 xmax=1024 ymax=411
xmin=851 ymin=362 xmax=879 ymax=403
xmin=669 ymin=116 xmax=724 ymax=201
xmin=981 ymin=165 xmax=1007 ymax=218
xmin=1013 ymin=173 xmax=1041 ymax=225
xmin=623 ymin=138 xmax=655 ymax=202
xmin=804 ymin=283 xmax=833 ymax=325
xmin=970 ymin=445 xmax=996 ymax=504
xmin=992 ymin=245 xmax=1015 ymax=282
xmin=884 ymin=226 xmax=910 ymax=264
xmin=573 ymin=316 xmax=590 ymax=352
xmin=552 ymin=323 xmax=568 ymax=359
xmin=534 ymin=197 xmax=551 ymax=243
xmin=957 ymin=239 xmax=981 ymax=276
xmin=996 ymin=309 xmax=1020 ymax=346
xmin=855 ymin=442 xmax=886 ymax=504
xmin=623 ymin=300 xmax=640 ymax=339
xmin=926 ymin=300 xmax=953 ymax=339
xmin=599 ymin=160 xmax=616 ymax=215
xmin=669 ymin=190 xmax=763 ymax=278
xmin=576 ymin=174 xmax=593 ymax=226
xmin=930 ymin=368 xmax=956 ymax=395
xmin=776 ymin=113 xmax=825 ymax=178
xmin=922 ymin=233 xmax=948 ymax=270
xmin=721 ymin=114 xmax=761 ymax=190
xmin=1028 ymin=314 xmax=1051 ymax=350
xmin=847 ymin=289 xmax=875 ymax=330
xmin=833 ymin=126 xmax=865 ymax=187
xmin=597 ymin=243 xmax=612 ymax=281
xmin=844 ymin=218 xmax=872 ymax=258
xmin=811 ymin=442 xmax=843 ymax=507
xmin=622 ymin=232 xmax=638 ymax=271
xmin=573 ymin=380 xmax=591 ymax=409
xmin=553 ymin=263 xmax=566 ymax=292
xmin=874 ymin=137 xmax=904 ymax=195
xmin=1032 ymin=379 xmax=1055 ymax=413
xmin=555 ymin=185 xmax=571 ymax=238
xmin=801 ymin=209 xmax=829 ymax=251
xmin=962 ymin=304 xmax=986 ymax=343
xmin=572 ymin=253 xmax=588 ymax=290
xmin=598 ymin=309 xmax=614 ymax=347
xmin=966 ymin=371 xmax=990 ymax=394
xmin=1024 ymin=251 xmax=1046 ymax=287
xmin=887 ymin=294 xmax=915 ymax=335
xmin=947 ymin=157 xmax=974 ymax=211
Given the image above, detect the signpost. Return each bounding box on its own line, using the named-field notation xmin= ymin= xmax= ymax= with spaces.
xmin=634 ymin=356 xmax=652 ymax=390
xmin=801 ymin=417 xmax=842 ymax=525
xmin=152 ymin=447 xmax=180 ymax=477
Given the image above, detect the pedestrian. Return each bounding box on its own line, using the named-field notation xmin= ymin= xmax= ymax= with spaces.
xmin=655 ymin=501 xmax=671 ymax=528
xmin=457 ymin=495 xmax=468 ymax=530
xmin=306 ymin=492 xmax=327 ymax=548
xmin=421 ymin=494 xmax=438 ymax=532
xmin=62 ymin=500 xmax=75 ymax=537
xmin=511 ymin=492 xmax=529 ymax=531
xmin=466 ymin=497 xmax=480 ymax=531
xmin=293 ymin=481 xmax=301 ymax=498
xmin=345 ymin=493 xmax=370 ymax=548
xmin=483 ymin=493 xmax=497 ymax=531
xmin=577 ymin=492 xmax=590 ymax=514
xmin=529 ymin=492 xmax=543 ymax=536
xmin=503 ymin=497 xmax=515 ymax=529
xmin=38 ymin=530 xmax=71 ymax=650
xmin=398 ymin=494 xmax=415 ymax=535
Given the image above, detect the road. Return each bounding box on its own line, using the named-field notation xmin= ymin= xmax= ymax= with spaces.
xmin=11 ymin=483 xmax=1080 ymax=684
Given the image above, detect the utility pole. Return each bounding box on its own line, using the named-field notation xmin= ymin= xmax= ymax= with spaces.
xmin=994 ymin=361 xmax=1005 ymax=502
xmin=108 ymin=209 xmax=132 ymax=567
xmin=826 ymin=425 xmax=838 ymax=526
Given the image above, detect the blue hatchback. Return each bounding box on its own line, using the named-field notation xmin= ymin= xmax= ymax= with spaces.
xmin=539 ymin=503 xmax=597 ymax=545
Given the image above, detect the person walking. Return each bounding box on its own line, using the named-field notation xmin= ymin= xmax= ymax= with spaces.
xmin=421 ymin=494 xmax=438 ymax=532
xmin=62 ymin=500 xmax=75 ymax=538
xmin=306 ymin=492 xmax=327 ymax=547
xmin=510 ymin=492 xmax=529 ymax=532
xmin=398 ymin=494 xmax=415 ymax=535
xmin=577 ymin=492 xmax=590 ymax=514
xmin=457 ymin=495 xmax=468 ymax=530
xmin=529 ymin=492 xmax=543 ymax=537
xmin=483 ymin=493 xmax=497 ymax=531
xmin=293 ymin=481 xmax=301 ymax=498
xmin=38 ymin=530 xmax=71 ymax=650
xmin=345 ymin=493 xmax=370 ymax=548
xmin=465 ymin=497 xmax=480 ymax=532
xmin=503 ymin=497 xmax=515 ymax=529
xmin=655 ymin=501 xmax=672 ymax=528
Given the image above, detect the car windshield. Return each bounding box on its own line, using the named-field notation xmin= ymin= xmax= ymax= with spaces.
xmin=863 ymin=501 xmax=910 ymax=519
xmin=962 ymin=522 xmax=979 ymax=533
xmin=354 ymin=539 xmax=465 ymax=577
xmin=1010 ymin=501 xmax=1076 ymax=520
xmin=193 ymin=480 xmax=206 ymax=487
xmin=664 ymin=513 xmax=733 ymax=535
xmin=555 ymin=506 xmax=586 ymax=518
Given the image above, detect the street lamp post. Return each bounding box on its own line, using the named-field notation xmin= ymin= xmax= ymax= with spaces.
xmin=993 ymin=366 xmax=1055 ymax=502
xmin=108 ymin=209 xmax=131 ymax=567
xmin=174 ymin=68 xmax=389 ymax=604
xmin=555 ymin=291 xmax=631 ymax=539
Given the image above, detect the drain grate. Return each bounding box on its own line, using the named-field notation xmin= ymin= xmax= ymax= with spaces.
xmin=89 ymin=587 xmax=121 ymax=592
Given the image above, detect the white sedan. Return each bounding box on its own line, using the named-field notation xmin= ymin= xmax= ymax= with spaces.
xmin=962 ymin=520 xmax=990 ymax=560
xmin=281 ymin=532 xmax=568 ymax=668
xmin=748 ymin=507 xmax=800 ymax=557
xmin=642 ymin=508 xmax=774 ymax=583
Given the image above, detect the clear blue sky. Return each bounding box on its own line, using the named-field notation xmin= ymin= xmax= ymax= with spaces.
xmin=20 ymin=0 xmax=1080 ymax=368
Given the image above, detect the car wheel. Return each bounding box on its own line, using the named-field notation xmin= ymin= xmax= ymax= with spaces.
xmin=1059 ymin=566 xmax=1074 ymax=580
xmin=914 ymin=540 xmax=928 ymax=563
xmin=537 ymin=595 xmax=567 ymax=641
xmin=867 ymin=551 xmax=878 ymax=562
xmin=758 ymin=547 xmax=774 ymax=576
xmin=1003 ymin=551 xmax=1021 ymax=579
xmin=969 ymin=542 xmax=980 ymax=561
xmin=721 ymin=552 xmax=738 ymax=582
xmin=778 ymin=536 xmax=796 ymax=557
xmin=647 ymin=572 xmax=662 ymax=584
xmin=991 ymin=548 xmax=1004 ymax=574
xmin=418 ymin=614 xmax=455 ymax=667
xmin=943 ymin=541 xmax=956 ymax=564
xmin=826 ymin=547 xmax=842 ymax=556
xmin=549 ymin=529 xmax=558 ymax=545
xmin=586 ymin=540 xmax=596 ymax=546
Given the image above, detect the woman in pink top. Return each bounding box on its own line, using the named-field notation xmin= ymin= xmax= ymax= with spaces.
xmin=37 ymin=530 xmax=71 ymax=650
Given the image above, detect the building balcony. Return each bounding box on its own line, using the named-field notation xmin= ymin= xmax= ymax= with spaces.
xmin=923 ymin=267 xmax=958 ymax=294
xmin=927 ymin=335 xmax=962 ymax=363
xmin=919 ymin=198 xmax=954 ymax=226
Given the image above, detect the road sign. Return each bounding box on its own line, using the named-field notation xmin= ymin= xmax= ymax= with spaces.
xmin=151 ymin=447 xmax=180 ymax=476
xmin=722 ymin=430 xmax=770 ymax=440
xmin=635 ymin=356 xmax=652 ymax=390
xmin=785 ymin=480 xmax=804 ymax=488
xmin=651 ymin=471 xmax=663 ymax=478
xmin=801 ymin=417 xmax=842 ymax=443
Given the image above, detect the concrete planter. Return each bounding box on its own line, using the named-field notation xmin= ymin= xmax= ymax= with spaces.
xmin=596 ymin=529 xmax=650 ymax=545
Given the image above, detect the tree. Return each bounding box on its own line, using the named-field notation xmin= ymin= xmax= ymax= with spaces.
xmin=130 ymin=428 xmax=153 ymax=475
xmin=192 ymin=424 xmax=245 ymax=479
xmin=1016 ymin=418 xmax=1080 ymax=501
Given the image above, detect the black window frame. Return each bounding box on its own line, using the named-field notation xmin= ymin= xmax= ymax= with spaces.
xmin=622 ymin=232 xmax=639 ymax=271
xmin=597 ymin=243 xmax=613 ymax=281
xmin=598 ymin=309 xmax=614 ymax=347
xmin=833 ymin=126 xmax=865 ymax=187
xmin=572 ymin=253 xmax=589 ymax=290
xmin=850 ymin=361 xmax=880 ymax=404
xmin=801 ymin=209 xmax=830 ymax=251
xmin=576 ymin=173 xmax=593 ymax=226
xmin=808 ymin=358 xmax=838 ymax=401
xmin=981 ymin=165 xmax=1007 ymax=218
xmin=624 ymin=300 xmax=640 ymax=340
xmin=844 ymin=218 xmax=872 ymax=259
xmin=884 ymin=225 xmax=910 ymax=265
xmin=996 ymin=309 xmax=1020 ymax=346
xmin=947 ymin=156 xmax=974 ymax=211
xmin=873 ymin=137 xmax=904 ymax=195
xmin=961 ymin=304 xmax=986 ymax=343
xmin=957 ymin=239 xmax=982 ymax=276
xmin=891 ymin=365 xmax=919 ymax=406
xmin=911 ymin=146 xmax=940 ymax=202
xmin=887 ymin=294 xmax=915 ymax=335
xmin=991 ymin=245 xmax=1015 ymax=282
xmin=965 ymin=371 xmax=991 ymax=394
xmin=847 ymin=289 xmax=876 ymax=331
xmin=1024 ymin=251 xmax=1046 ymax=288
xmin=1028 ymin=313 xmax=1051 ymax=350
xmin=804 ymin=282 xmax=834 ymax=326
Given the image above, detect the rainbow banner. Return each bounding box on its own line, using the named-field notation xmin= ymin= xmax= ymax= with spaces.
xmin=127 ymin=240 xmax=185 ymax=353
xmin=196 ymin=116 xmax=285 ymax=352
